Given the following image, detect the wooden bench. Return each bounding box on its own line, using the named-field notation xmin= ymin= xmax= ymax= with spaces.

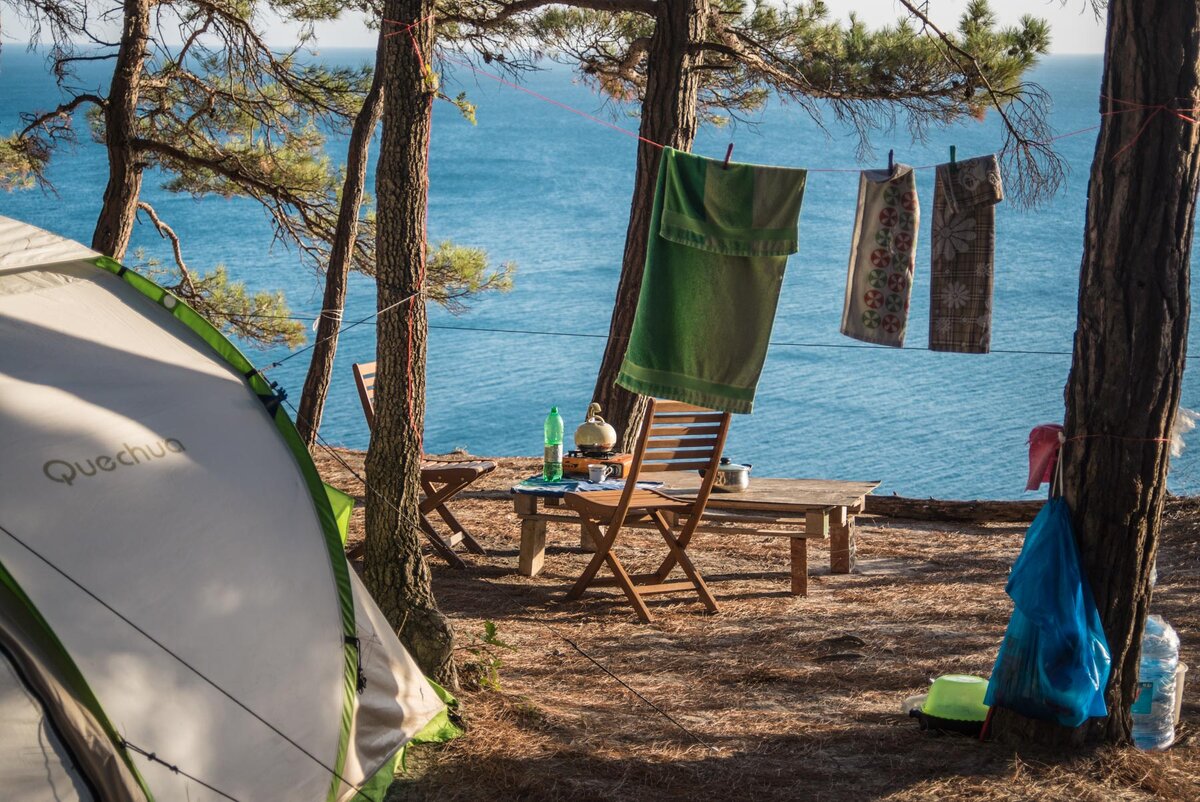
xmin=512 ymin=477 xmax=878 ymax=595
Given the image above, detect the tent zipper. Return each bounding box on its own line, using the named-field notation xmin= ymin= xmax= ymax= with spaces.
xmin=345 ymin=636 xmax=367 ymax=693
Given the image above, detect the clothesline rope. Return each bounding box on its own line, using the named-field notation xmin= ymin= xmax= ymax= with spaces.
xmin=248 ymin=292 xmax=420 ymax=378
xmin=203 ymin=311 xmax=1200 ymax=361
xmin=437 ymin=51 xmax=667 ymax=150
xmin=228 ymin=23 xmax=1200 ymax=384
xmin=381 ymin=16 xmax=1187 ymax=172
xmin=381 ymin=13 xmax=436 ymax=36
xmin=1066 ymin=433 xmax=1175 ymax=445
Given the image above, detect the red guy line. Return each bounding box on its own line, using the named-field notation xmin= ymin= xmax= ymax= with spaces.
xmin=386 ymin=27 xmax=1198 ymax=173
xmin=437 ymin=52 xmax=666 ymax=149
xmin=382 ymin=13 xmax=436 ymax=37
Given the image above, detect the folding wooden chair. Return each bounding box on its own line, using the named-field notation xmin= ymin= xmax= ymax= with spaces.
xmin=352 ymin=361 xmax=495 ymax=568
xmin=562 ymin=398 xmax=732 ymax=622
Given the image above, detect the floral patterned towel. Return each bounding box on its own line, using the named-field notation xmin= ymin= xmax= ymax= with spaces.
xmin=840 ymin=166 xmax=919 ymax=347
xmin=929 ymin=155 xmax=1004 ymax=353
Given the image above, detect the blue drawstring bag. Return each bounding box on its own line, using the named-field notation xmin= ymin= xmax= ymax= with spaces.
xmin=984 ymin=497 xmax=1111 ymax=727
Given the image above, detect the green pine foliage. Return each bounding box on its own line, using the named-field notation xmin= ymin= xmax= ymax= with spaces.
xmin=132 ymin=249 xmax=307 ymax=348
xmin=425 ymin=241 xmax=516 ymax=315
xmin=0 ymin=135 xmax=45 ymax=191
xmin=523 ymin=0 xmax=1050 ymax=134
xmin=4 ymin=0 xmax=513 ymax=346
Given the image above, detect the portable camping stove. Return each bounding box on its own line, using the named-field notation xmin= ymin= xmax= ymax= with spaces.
xmin=563 ymin=449 xmax=634 ymax=479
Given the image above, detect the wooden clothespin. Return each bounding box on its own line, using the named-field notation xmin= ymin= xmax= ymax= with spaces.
xmin=723 ymin=142 xmax=734 ymax=169
xmin=887 ymin=149 xmax=895 ymax=177
xmin=949 ymin=145 xmax=957 ymax=171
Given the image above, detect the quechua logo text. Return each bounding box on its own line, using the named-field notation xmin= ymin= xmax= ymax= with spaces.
xmin=43 ymin=439 xmax=186 ymax=486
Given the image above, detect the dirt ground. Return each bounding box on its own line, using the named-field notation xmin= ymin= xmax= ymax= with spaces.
xmin=314 ymin=451 xmax=1200 ymax=801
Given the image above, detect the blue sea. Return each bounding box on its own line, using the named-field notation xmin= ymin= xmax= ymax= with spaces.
xmin=3 ymin=49 xmax=1198 ymax=499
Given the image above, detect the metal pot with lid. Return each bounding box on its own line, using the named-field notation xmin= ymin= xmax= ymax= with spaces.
xmin=574 ymin=402 xmax=618 ymax=456
xmin=699 ymin=457 xmax=752 ymax=492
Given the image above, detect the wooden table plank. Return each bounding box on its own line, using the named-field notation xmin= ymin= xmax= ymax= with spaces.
xmin=661 ymin=476 xmax=880 ymax=510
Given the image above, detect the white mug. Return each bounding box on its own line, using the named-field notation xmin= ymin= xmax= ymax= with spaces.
xmin=588 ymin=464 xmax=613 ymax=483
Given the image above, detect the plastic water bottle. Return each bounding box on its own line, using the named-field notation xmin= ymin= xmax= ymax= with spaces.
xmin=1132 ymin=614 xmax=1180 ymax=751
xmin=543 ymin=407 xmax=564 ymax=481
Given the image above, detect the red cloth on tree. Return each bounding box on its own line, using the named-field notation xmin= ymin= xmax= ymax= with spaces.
xmin=1026 ymin=424 xmax=1064 ymax=491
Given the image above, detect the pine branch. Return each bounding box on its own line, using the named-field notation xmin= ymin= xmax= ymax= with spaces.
xmin=896 ymin=0 xmax=1063 ymax=204
xmin=129 ymin=138 xmax=302 ymax=197
xmin=136 ymin=200 xmax=197 ymax=295
xmin=441 ymin=0 xmax=655 ymax=28
xmin=19 ymin=93 xmax=106 ymax=138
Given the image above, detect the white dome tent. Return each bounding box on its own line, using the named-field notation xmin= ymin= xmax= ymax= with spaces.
xmin=0 ymin=215 xmax=449 ymax=801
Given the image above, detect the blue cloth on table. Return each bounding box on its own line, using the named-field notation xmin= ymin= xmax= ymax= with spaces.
xmin=511 ymin=476 xmax=663 ymax=497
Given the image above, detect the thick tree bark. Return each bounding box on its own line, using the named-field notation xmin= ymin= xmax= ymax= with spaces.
xmin=366 ymin=1 xmax=457 ymax=688
xmin=92 ymin=0 xmax=151 ymax=259
xmin=590 ymin=0 xmax=708 ymax=449
xmin=296 ymin=33 xmax=387 ymax=446
xmin=992 ymin=0 xmax=1200 ymax=745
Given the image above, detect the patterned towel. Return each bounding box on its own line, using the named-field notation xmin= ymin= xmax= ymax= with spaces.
xmin=617 ymin=147 xmax=807 ymax=414
xmin=929 ymin=155 xmax=1004 ymax=353
xmin=841 ymin=166 xmax=920 ymax=347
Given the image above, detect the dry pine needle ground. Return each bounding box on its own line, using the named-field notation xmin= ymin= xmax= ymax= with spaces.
xmin=315 ymin=452 xmax=1200 ymax=801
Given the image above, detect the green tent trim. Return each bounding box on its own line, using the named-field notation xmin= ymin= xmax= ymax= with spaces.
xmin=91 ymin=255 xmax=360 ymax=802
xmin=351 ymin=752 xmax=400 ymax=801
xmin=0 ymin=563 xmax=154 ymax=800
xmin=412 ymin=679 xmax=464 ymax=745
xmin=325 ymin=485 xmax=357 ymax=546
xmin=396 ymin=678 xmax=463 ymax=776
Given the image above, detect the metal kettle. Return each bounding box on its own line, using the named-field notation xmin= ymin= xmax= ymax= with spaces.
xmin=700 ymin=457 xmax=752 ymax=492
xmin=574 ymin=403 xmax=618 ymax=454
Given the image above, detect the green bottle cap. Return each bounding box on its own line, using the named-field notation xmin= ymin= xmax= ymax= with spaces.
xmin=550 ymin=406 xmax=558 ymax=414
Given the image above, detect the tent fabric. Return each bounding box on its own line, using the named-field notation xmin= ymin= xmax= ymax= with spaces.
xmin=0 ymin=217 xmax=95 ymax=271
xmin=337 ymin=571 xmax=448 ymax=800
xmin=0 ymin=216 xmax=445 ymax=801
xmin=0 ymin=566 xmax=147 ymax=801
xmin=0 ymin=649 xmax=95 ymax=802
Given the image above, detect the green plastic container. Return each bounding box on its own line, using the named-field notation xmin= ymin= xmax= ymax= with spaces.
xmin=543 ymin=407 xmax=564 ymax=481
xmin=923 ymin=674 xmax=990 ymax=722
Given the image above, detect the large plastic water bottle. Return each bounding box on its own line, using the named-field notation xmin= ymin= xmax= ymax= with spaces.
xmin=1132 ymin=614 xmax=1180 ymax=751
xmin=543 ymin=407 xmax=564 ymax=481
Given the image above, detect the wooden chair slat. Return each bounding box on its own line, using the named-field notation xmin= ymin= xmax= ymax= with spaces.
xmin=643 ymin=437 xmax=719 ymax=450
xmin=647 ymin=425 xmax=723 ymax=438
xmin=649 ymin=412 xmax=726 ymax=425
xmin=643 ymin=446 xmax=718 ymax=460
xmin=638 ymin=461 xmax=713 ymax=473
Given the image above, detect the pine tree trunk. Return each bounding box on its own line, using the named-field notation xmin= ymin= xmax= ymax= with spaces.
xmin=991 ymin=0 xmax=1200 ymax=745
xmin=590 ymin=0 xmax=707 ymax=449
xmin=365 ymin=2 xmax=457 ymax=688
xmin=296 ymin=33 xmax=386 ymax=446
xmin=92 ymin=0 xmax=150 ymax=259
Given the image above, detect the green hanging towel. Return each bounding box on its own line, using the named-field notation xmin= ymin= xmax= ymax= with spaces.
xmin=616 ymin=148 xmax=806 ymax=414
